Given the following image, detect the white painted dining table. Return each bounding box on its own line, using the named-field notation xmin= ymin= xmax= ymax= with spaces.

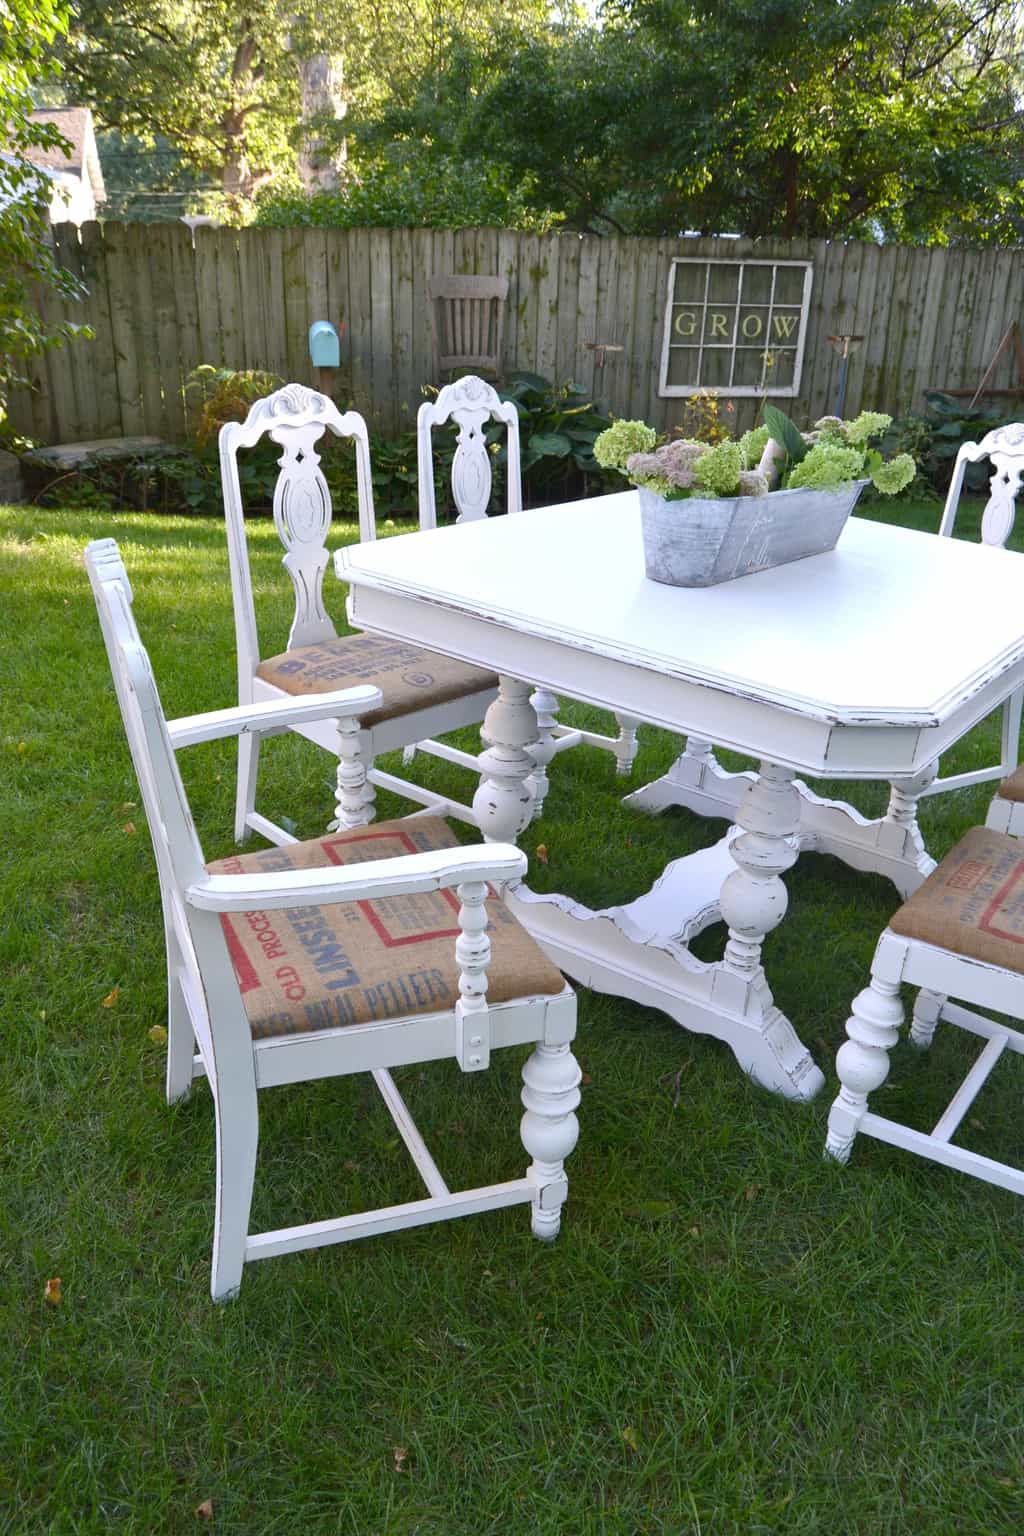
xmin=336 ymin=490 xmax=1024 ymax=1101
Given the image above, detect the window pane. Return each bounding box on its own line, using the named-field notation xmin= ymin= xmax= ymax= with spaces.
xmin=665 ymin=345 xmax=701 ymax=389
xmin=768 ymin=307 xmax=802 ymax=345
xmin=670 ymin=304 xmax=702 ymax=342
xmin=742 ymin=265 xmax=772 ymax=304
xmin=707 ymin=263 xmax=740 ymax=302
xmin=704 ymin=305 xmax=737 ymax=344
xmin=764 ymin=349 xmax=797 ymax=389
xmin=701 ymin=349 xmax=732 ymax=388
xmin=672 ymin=263 xmax=706 ymax=303
xmin=773 ymin=266 xmax=806 ymax=305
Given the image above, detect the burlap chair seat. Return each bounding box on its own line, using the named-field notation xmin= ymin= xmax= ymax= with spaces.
xmin=209 ymin=817 xmax=564 ymax=1039
xmin=996 ymin=765 xmax=1024 ymax=803
xmin=256 ymin=632 xmax=497 ymax=727
xmin=889 ymin=825 xmax=1024 ymax=974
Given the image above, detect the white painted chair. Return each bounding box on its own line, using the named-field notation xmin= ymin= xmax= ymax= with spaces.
xmin=920 ymin=423 xmax=1024 ymax=798
xmin=85 ymin=537 xmax=581 ymax=1302
xmin=826 ymin=813 xmax=1024 ymax=1195
xmin=414 ymin=375 xmax=640 ymax=809
xmin=220 ymin=381 xmax=499 ymax=844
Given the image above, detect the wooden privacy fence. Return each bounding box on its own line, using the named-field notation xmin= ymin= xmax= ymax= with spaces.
xmin=11 ymin=222 xmax=1024 ymax=444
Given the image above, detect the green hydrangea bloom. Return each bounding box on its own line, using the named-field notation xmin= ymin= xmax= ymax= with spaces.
xmin=786 ymin=443 xmax=865 ymax=491
xmin=845 ymin=411 xmax=892 ymax=446
xmin=869 ymin=452 xmax=915 ymax=496
xmin=593 ymin=419 xmax=658 ymax=472
xmin=738 ymin=425 xmax=769 ymax=470
xmin=693 ymin=440 xmax=743 ymax=497
xmin=812 ymin=415 xmax=848 ymax=445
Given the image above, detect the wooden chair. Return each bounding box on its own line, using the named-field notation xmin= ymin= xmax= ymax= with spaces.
xmin=428 ymin=274 xmax=508 ymax=381
xmin=825 ymin=796 xmax=1024 ymax=1194
xmin=920 ymin=423 xmax=1024 ymax=799
xmin=85 ymin=537 xmax=581 ymax=1301
xmin=219 ymin=381 xmax=499 ymax=845
xmin=413 ymin=375 xmax=640 ymax=814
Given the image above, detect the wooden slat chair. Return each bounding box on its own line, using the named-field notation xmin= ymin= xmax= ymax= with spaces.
xmin=825 ymin=813 xmax=1024 ymax=1194
xmin=85 ymin=537 xmax=581 ymax=1301
xmin=428 ymin=274 xmax=508 ymax=381
xmin=220 ymin=382 xmax=499 ymax=845
xmin=919 ymin=423 xmax=1024 ymax=799
xmin=413 ymin=374 xmax=640 ymax=815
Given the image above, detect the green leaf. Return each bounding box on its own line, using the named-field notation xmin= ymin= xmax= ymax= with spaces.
xmin=763 ymin=405 xmax=808 ymax=466
xmin=528 ymin=431 xmax=572 ymax=458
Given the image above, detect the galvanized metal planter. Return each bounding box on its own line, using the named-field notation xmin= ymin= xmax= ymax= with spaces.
xmin=638 ymin=480 xmax=867 ymax=588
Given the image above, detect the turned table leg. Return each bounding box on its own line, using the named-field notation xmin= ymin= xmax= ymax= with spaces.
xmin=473 ymin=675 xmax=538 ymax=843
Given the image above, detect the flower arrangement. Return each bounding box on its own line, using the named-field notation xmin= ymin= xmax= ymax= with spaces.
xmin=593 ymin=406 xmax=916 ymax=502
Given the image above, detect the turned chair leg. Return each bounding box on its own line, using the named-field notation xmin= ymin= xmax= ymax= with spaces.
xmin=613 ymin=715 xmax=639 ymax=777
xmin=910 ymin=988 xmax=945 ymax=1050
xmin=333 ymin=717 xmax=376 ymax=831
xmin=825 ymin=975 xmax=904 ymax=1164
xmin=520 ymin=1041 xmax=581 ymax=1240
xmin=235 ymin=731 xmax=261 ymax=843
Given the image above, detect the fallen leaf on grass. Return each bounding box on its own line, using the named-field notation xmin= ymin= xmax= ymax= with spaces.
xmin=744 ymin=1184 xmax=761 ymax=1202
xmin=122 ymin=822 xmax=137 ymax=836
xmin=392 ymin=1447 xmax=409 ymax=1472
xmin=195 ymin=1498 xmax=214 ymax=1521
xmin=148 ymin=1025 xmax=168 ymax=1044
xmin=101 ymin=986 xmax=120 ymax=1009
xmin=621 ymin=1426 xmax=639 ymax=1452
xmin=16 ymin=741 xmax=27 ymax=756
xmin=534 ymin=844 xmax=549 ymax=865
xmin=580 ymin=1071 xmax=593 ymax=1086
xmin=43 ymin=1277 xmax=62 ymax=1306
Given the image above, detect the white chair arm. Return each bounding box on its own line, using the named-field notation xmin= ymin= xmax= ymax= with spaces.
xmin=167 ymin=685 xmax=383 ymax=748
xmin=186 ymin=842 xmax=528 ymax=912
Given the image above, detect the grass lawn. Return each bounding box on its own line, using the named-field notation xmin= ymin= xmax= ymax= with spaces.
xmin=3 ymin=493 xmax=1024 ymax=1534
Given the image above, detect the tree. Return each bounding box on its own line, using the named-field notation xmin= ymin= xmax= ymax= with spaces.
xmin=0 ymin=0 xmax=88 ymax=415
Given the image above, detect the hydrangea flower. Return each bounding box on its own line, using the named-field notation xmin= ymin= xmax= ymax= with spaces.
xmin=738 ymin=425 xmax=770 ymax=470
xmin=594 ymin=418 xmax=658 ymax=472
xmin=693 ymin=440 xmax=743 ymax=497
xmin=786 ymin=443 xmax=866 ymax=491
xmin=869 ymin=452 xmax=915 ymax=496
xmin=846 ymin=411 xmax=892 ymax=446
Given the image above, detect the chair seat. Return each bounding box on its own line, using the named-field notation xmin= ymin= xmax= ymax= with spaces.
xmin=889 ymin=825 xmax=1024 ymax=975
xmin=255 ymin=633 xmax=497 ymax=726
xmin=208 ymin=817 xmax=565 ymax=1039
xmin=997 ymin=766 xmax=1024 ymax=803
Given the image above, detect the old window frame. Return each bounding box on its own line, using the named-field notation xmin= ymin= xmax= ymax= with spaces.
xmin=657 ymin=257 xmax=814 ymax=399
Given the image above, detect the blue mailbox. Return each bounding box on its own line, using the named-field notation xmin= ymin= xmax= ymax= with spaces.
xmin=309 ymin=320 xmax=341 ymax=368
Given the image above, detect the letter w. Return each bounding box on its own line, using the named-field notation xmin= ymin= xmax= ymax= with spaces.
xmin=772 ymin=314 xmax=798 ymax=339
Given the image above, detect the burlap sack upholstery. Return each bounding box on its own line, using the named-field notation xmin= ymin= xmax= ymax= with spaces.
xmin=889 ymin=826 xmax=1024 ymax=974
xmin=208 ymin=816 xmax=565 ymax=1040
xmin=996 ymin=765 xmax=1024 ymax=803
xmin=256 ymin=632 xmax=497 ymax=726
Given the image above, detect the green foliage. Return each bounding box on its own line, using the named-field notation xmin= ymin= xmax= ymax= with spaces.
xmin=498 ymin=373 xmax=618 ymax=499
xmin=184 ymin=365 xmax=285 ymax=449
xmin=886 ymin=393 xmax=1024 ymax=495
xmin=763 ymin=405 xmax=809 ymax=468
xmin=676 ymin=389 xmax=735 ymax=445
xmin=0 ymin=0 xmax=92 ymax=412
xmin=253 ymin=153 xmax=560 ymax=233
xmin=738 ymin=425 xmax=770 ymax=470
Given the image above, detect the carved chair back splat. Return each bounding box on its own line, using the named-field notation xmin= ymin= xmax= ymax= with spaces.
xmin=417 ymin=374 xmax=522 ymax=529
xmin=428 ymin=274 xmax=508 ymax=381
xmin=84 ymin=537 xmax=580 ymax=1302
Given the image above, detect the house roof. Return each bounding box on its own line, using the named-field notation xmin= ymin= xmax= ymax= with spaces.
xmin=26 ymin=107 xmax=105 ymax=201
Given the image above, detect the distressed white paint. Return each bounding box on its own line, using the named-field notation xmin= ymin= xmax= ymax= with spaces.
xmin=338 ymin=491 xmax=1024 ymax=1098
xmin=85 ymin=537 xmax=579 ymax=1300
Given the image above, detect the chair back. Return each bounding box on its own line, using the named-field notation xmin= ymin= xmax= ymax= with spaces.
xmin=428 ymin=274 xmax=508 ymax=381
xmin=416 ymin=374 xmax=522 ymax=529
xmin=219 ymin=383 xmax=375 ymax=689
xmin=84 ymin=538 xmax=248 ymax=1089
xmin=939 ymin=422 xmax=1024 ymax=546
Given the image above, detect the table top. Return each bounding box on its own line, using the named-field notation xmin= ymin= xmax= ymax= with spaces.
xmin=339 ymin=491 xmax=1024 ymax=731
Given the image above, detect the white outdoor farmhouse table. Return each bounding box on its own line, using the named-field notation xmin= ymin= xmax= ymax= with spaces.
xmin=337 ymin=490 xmax=1024 ymax=1100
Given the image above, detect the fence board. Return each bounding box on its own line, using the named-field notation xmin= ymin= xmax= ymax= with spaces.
xmin=12 ymin=225 xmax=1024 ymax=445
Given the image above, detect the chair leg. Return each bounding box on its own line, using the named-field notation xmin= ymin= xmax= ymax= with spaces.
xmin=235 ymin=731 xmax=260 ymax=843
xmin=613 ymin=715 xmax=639 ymax=777
xmin=528 ymin=688 xmax=559 ymax=821
xmin=334 ymin=718 xmax=375 ymax=830
xmin=165 ymin=973 xmax=195 ymax=1105
xmin=1000 ymin=688 xmax=1023 ymax=779
xmin=520 ymin=1041 xmax=582 ymax=1240
xmin=209 ymin=1088 xmax=259 ymax=1303
xmin=909 ymin=988 xmax=945 ymax=1050
xmin=825 ymin=975 xmax=904 ymax=1164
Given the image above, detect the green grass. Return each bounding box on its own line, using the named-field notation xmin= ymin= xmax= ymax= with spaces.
xmin=3 ymin=496 xmax=1024 ymax=1534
